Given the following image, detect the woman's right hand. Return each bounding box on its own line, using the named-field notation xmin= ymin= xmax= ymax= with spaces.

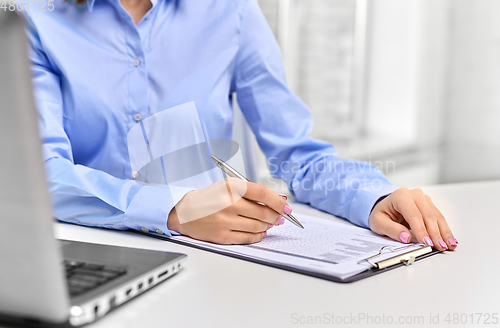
xmin=167 ymin=178 xmax=292 ymax=244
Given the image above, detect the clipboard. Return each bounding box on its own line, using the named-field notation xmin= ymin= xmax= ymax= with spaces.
xmin=134 ymin=230 xmax=442 ymax=283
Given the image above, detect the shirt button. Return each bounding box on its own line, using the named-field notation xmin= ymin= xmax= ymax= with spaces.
xmin=133 ymin=59 xmax=140 ymax=67
xmin=132 ymin=171 xmax=139 ymax=179
xmin=141 ymin=227 xmax=149 ymax=233
xmin=155 ymin=229 xmax=164 ymax=235
xmin=134 ymin=113 xmax=142 ymax=121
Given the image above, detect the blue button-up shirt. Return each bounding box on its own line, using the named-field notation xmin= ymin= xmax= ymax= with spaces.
xmin=23 ymin=0 xmax=397 ymax=236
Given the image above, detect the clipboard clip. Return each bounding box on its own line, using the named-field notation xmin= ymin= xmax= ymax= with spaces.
xmin=357 ymin=243 xmax=432 ymax=270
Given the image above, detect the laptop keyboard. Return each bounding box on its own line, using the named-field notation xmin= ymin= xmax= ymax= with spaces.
xmin=64 ymin=260 xmax=128 ymax=297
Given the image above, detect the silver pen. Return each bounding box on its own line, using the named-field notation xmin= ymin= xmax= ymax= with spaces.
xmin=211 ymin=155 xmax=305 ymax=229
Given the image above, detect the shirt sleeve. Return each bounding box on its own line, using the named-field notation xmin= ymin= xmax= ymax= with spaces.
xmin=23 ymin=14 xmax=190 ymax=236
xmin=232 ymin=0 xmax=399 ymax=228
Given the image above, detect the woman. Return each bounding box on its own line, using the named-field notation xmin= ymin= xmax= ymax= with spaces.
xmin=23 ymin=0 xmax=457 ymax=250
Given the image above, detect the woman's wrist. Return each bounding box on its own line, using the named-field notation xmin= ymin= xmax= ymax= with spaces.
xmin=167 ymin=207 xmax=182 ymax=234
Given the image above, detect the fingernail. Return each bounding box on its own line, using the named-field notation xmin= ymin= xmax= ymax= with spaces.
xmin=438 ymin=239 xmax=448 ymax=249
xmin=279 ymin=194 xmax=288 ymax=200
xmin=399 ymin=232 xmax=410 ymax=243
xmin=424 ymin=236 xmax=434 ymax=247
xmin=448 ymin=238 xmax=457 ymax=246
xmin=278 ymin=216 xmax=285 ymax=225
xmin=269 ymin=224 xmax=274 ymax=229
xmin=284 ymin=204 xmax=292 ymax=215
xmin=453 ymin=237 xmax=459 ymax=244
xmin=263 ymin=231 xmax=267 ymax=237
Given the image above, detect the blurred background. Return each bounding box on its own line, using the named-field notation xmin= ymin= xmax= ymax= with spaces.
xmin=235 ymin=0 xmax=500 ymax=192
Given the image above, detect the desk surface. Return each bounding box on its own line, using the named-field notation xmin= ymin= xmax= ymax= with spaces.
xmin=55 ymin=180 xmax=500 ymax=328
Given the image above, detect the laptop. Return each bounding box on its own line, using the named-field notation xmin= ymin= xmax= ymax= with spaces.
xmin=0 ymin=9 xmax=187 ymax=327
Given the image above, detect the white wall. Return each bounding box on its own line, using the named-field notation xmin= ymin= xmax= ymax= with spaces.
xmin=364 ymin=0 xmax=421 ymax=141
xmin=439 ymin=0 xmax=500 ymax=183
xmin=347 ymin=0 xmax=500 ymax=185
xmin=364 ymin=0 xmax=451 ymax=145
xmin=348 ymin=0 xmax=450 ymax=187
xmin=256 ymin=0 xmax=500 ymax=190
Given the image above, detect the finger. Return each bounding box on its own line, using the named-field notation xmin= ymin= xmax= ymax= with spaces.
xmin=413 ymin=190 xmax=447 ymax=251
xmin=224 ymin=231 xmax=266 ymax=245
xmin=370 ymin=212 xmax=413 ymax=244
xmin=235 ymin=198 xmax=282 ymax=225
xmin=426 ymin=195 xmax=458 ymax=250
xmin=243 ymin=182 xmax=291 ymax=215
xmin=229 ymin=216 xmax=272 ymax=233
xmin=392 ymin=188 xmax=429 ymax=245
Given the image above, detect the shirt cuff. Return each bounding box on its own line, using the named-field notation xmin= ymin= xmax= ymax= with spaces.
xmin=348 ymin=184 xmax=400 ymax=229
xmin=124 ymin=184 xmax=194 ymax=237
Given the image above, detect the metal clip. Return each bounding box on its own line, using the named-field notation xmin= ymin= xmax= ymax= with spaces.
xmin=358 ymin=244 xmax=432 ymax=270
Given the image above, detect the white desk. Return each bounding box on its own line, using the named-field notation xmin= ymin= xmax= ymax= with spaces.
xmin=55 ymin=180 xmax=500 ymax=328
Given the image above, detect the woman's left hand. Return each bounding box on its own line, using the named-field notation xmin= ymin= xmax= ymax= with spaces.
xmin=368 ymin=188 xmax=458 ymax=251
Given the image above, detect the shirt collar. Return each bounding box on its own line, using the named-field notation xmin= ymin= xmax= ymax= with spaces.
xmin=87 ymin=0 xmax=159 ymax=13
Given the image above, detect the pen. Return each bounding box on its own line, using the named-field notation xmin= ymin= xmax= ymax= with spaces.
xmin=211 ymin=155 xmax=305 ymax=229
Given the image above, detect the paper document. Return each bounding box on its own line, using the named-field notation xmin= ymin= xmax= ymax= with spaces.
xmin=171 ymin=213 xmax=423 ymax=280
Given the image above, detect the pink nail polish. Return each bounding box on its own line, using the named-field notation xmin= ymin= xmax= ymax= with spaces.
xmin=448 ymin=238 xmax=457 ymax=246
xmin=453 ymin=238 xmax=459 ymax=244
xmin=399 ymin=232 xmax=410 ymax=243
xmin=438 ymin=239 xmax=448 ymax=249
xmin=263 ymin=231 xmax=267 ymax=237
xmin=278 ymin=216 xmax=285 ymax=225
xmin=284 ymin=204 xmax=292 ymax=215
xmin=424 ymin=236 xmax=434 ymax=247
xmin=279 ymin=194 xmax=288 ymax=200
xmin=269 ymin=224 xmax=274 ymax=228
